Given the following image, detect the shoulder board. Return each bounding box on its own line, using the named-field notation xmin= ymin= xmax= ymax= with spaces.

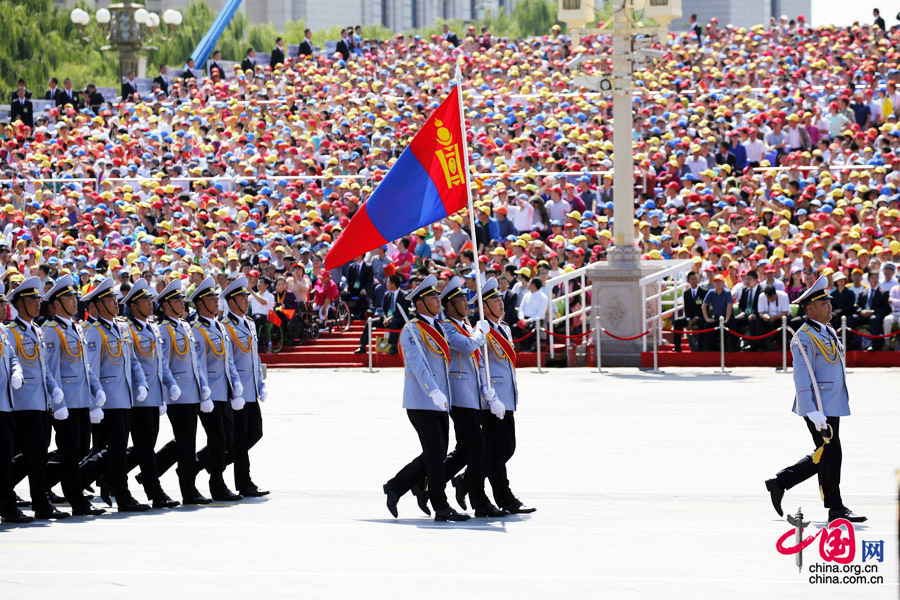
xmin=44 ymin=320 xmax=58 ymax=328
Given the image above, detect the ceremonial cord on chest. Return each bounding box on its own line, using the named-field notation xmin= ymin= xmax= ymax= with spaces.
xmin=10 ymin=327 xmax=38 ymax=363
xmin=225 ymin=322 xmax=252 ymax=353
xmin=167 ymin=323 xmax=189 ymax=357
xmin=54 ymin=327 xmax=83 ymax=362
xmin=130 ymin=326 xmax=156 ymax=357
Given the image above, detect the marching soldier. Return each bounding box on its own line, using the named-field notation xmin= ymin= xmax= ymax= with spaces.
xmin=7 ymin=277 xmax=70 ymax=519
xmin=0 ymin=284 xmax=32 ymax=523
xmin=383 ymin=274 xmax=470 ymax=522
xmin=188 ymin=277 xmax=244 ymax=502
xmin=154 ymin=279 xmax=213 ymax=505
xmin=82 ymin=277 xmax=151 ymax=512
xmin=436 ymin=277 xmax=508 ymax=518
xmin=765 ymin=276 xmax=866 ymax=523
xmin=123 ymin=279 xmax=181 ymax=509
xmin=478 ymin=277 xmax=536 ymax=514
xmin=220 ymin=277 xmax=269 ymax=497
xmin=41 ymin=275 xmax=106 ymax=516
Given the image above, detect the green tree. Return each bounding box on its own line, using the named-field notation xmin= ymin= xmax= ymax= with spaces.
xmin=512 ymin=0 xmax=565 ymax=37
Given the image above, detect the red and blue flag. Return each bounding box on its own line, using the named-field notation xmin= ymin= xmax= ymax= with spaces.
xmin=324 ymin=86 xmax=468 ymax=269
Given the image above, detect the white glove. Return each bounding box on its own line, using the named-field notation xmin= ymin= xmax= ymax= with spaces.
xmin=53 ymin=405 xmax=69 ymax=420
xmin=95 ymin=390 xmax=106 ymax=407
xmin=51 ymin=387 xmax=64 ymax=405
xmin=200 ymin=399 xmax=214 ymax=413
xmin=429 ymin=389 xmax=448 ymax=410
xmin=10 ymin=371 xmax=22 ymax=390
xmin=470 ymin=328 xmax=486 ymax=345
xmin=89 ymin=407 xmax=104 ymax=424
xmin=201 ymin=385 xmax=211 ymax=401
xmin=159 ymin=404 xmax=167 ymax=416
xmin=259 ymin=385 xmax=268 ymax=402
xmin=169 ymin=385 xmax=181 ymax=402
xmin=476 ymin=320 xmax=490 ymax=334
xmin=136 ymin=386 xmax=148 ymax=403
xmin=233 ymin=381 xmax=244 ymax=398
xmin=489 ymin=399 xmax=506 ymax=420
xmin=806 ymin=410 xmax=827 ymax=431
xmin=482 ymin=387 xmax=498 ymax=404
xmin=231 ymin=397 xmax=245 ymax=411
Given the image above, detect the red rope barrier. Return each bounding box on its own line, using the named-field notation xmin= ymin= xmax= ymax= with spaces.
xmin=512 ymin=330 xmax=535 ymax=343
xmin=545 ymin=329 xmax=592 ymax=340
xmin=601 ymin=328 xmax=650 ymax=341
xmin=374 ymin=328 xmax=402 ymax=333
xmin=848 ymin=328 xmax=900 ymax=339
xmin=725 ymin=328 xmax=781 ymax=341
xmin=663 ymin=327 xmax=718 ymax=335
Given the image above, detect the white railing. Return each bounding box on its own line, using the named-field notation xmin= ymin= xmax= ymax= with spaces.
xmin=639 ymin=260 xmax=694 ymax=352
xmin=545 ymin=265 xmax=592 ymax=360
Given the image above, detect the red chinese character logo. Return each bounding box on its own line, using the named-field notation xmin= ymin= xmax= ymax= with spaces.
xmin=818 ymin=519 xmax=855 ymax=564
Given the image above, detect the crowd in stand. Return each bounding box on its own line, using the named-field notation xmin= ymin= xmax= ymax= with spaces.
xmin=3 ymin=13 xmax=900 ymax=353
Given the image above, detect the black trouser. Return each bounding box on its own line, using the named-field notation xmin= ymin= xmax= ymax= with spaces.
xmin=357 ymin=315 xmax=402 ymax=352
xmin=233 ymin=401 xmax=263 ymax=491
xmin=482 ymin=409 xmax=517 ymax=508
xmin=443 ymin=406 xmax=492 ymax=510
xmin=672 ymin=317 xmax=699 ymax=351
xmin=128 ymin=406 xmax=165 ymax=500
xmin=11 ymin=410 xmax=53 ymax=512
xmin=701 ymin=317 xmax=730 ymax=351
xmin=0 ymin=412 xmax=18 ymax=515
xmin=165 ymin=404 xmax=200 ymax=497
xmin=47 ymin=407 xmax=91 ymax=511
xmin=868 ymin=313 xmax=887 ymax=350
xmin=775 ymin=416 xmax=843 ymax=510
xmin=386 ymin=409 xmax=450 ymax=512
xmin=196 ymin=400 xmax=231 ymax=493
xmin=90 ymin=408 xmax=133 ymax=502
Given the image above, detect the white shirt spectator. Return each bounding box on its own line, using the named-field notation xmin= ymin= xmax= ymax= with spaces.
xmin=888 ymin=284 xmax=900 ymax=313
xmin=507 ymin=200 xmax=534 ymax=232
xmin=518 ymin=288 xmax=550 ymax=322
xmin=757 ymin=289 xmax=790 ymax=316
xmin=250 ymin=289 xmax=275 ymax=316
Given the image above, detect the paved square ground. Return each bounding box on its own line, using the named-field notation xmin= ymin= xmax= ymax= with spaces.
xmin=1 ymin=367 xmax=898 ymax=598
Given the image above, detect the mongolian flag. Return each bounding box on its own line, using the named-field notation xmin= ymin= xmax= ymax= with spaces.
xmin=324 ymin=85 xmax=468 ymax=269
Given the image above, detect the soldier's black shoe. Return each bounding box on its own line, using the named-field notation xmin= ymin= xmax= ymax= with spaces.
xmin=72 ymin=505 xmax=106 ymax=517
xmin=98 ymin=476 xmax=112 ymax=506
xmin=47 ymin=490 xmax=66 ymax=504
xmin=503 ymin=499 xmax=536 ymax=514
xmin=183 ymin=493 xmax=213 ymax=505
xmin=211 ymin=488 xmax=243 ymax=502
xmin=383 ymin=483 xmax=399 ymax=518
xmin=34 ymin=506 xmax=71 ymax=520
xmin=434 ymin=507 xmax=471 ymax=522
xmin=1 ymin=510 xmax=35 ymax=524
xmin=151 ymin=495 xmax=180 ymax=509
xmin=451 ymin=475 xmax=468 ymax=511
xmin=410 ymin=483 xmax=431 ymax=516
xmin=117 ymin=497 xmax=151 ymax=512
xmin=15 ymin=495 xmax=31 ymax=508
xmin=239 ymin=486 xmax=270 ymax=498
xmin=828 ymin=508 xmax=867 ymax=523
xmin=353 ymin=348 xmax=366 ymax=354
xmin=474 ymin=504 xmax=510 ymax=518
xmin=765 ymin=478 xmax=784 ymax=517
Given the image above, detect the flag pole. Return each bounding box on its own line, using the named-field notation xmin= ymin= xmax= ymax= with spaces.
xmin=455 ymin=61 xmax=492 ymax=384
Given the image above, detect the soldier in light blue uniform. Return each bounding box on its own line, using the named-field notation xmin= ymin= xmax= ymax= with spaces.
xmin=122 ymin=279 xmax=181 ymax=509
xmin=154 ymin=279 xmax=213 ymax=506
xmin=0 ymin=284 xmax=32 ymax=524
xmin=383 ymin=275 xmax=470 ymax=522
xmin=766 ymin=275 xmax=866 ymax=523
xmin=7 ymin=277 xmax=70 ymax=519
xmin=478 ymin=277 xmax=536 ymax=514
xmin=220 ymin=277 xmax=269 ymax=498
xmin=41 ymin=275 xmax=106 ymax=516
xmin=188 ymin=277 xmax=244 ymax=502
xmin=82 ymin=277 xmax=151 ymax=513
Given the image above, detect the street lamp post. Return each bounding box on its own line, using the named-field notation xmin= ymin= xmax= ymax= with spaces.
xmin=70 ymin=4 xmax=182 ymax=80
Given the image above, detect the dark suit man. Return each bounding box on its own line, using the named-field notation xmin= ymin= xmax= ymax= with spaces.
xmin=83 ymin=84 xmax=104 ymax=113
xmin=208 ymin=51 xmax=224 ymax=79
xmin=442 ymin=25 xmax=460 ymax=47
xmin=733 ymin=272 xmax=764 ymax=350
xmin=355 ymin=275 xmax=402 ymax=354
xmin=9 ymin=79 xmax=31 ymax=103
xmin=9 ymin=89 xmax=33 ymax=129
xmin=298 ymin=30 xmax=314 ymax=57
xmin=153 ymin=66 xmax=170 ymax=95
xmin=241 ymin=48 xmax=256 ymax=73
xmin=181 ymin=58 xmax=196 ymax=82
xmin=336 ymin=30 xmax=351 ymax=61
xmin=270 ymin=38 xmax=285 ymax=68
xmin=121 ymin=72 xmax=137 ymax=102
xmin=854 ymin=272 xmax=892 ymax=350
xmin=45 ymin=78 xmax=65 ymax=107
xmin=60 ymin=79 xmax=80 ymax=109
xmin=673 ymin=271 xmax=705 ymax=352
xmin=344 ymin=256 xmax=373 ymax=317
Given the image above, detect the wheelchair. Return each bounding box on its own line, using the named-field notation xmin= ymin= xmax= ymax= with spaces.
xmin=313 ymin=299 xmax=352 ymax=334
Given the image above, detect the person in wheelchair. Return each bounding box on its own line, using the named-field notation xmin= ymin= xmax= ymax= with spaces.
xmin=312 ymin=270 xmax=340 ymax=324
xmin=249 ymin=276 xmax=275 ymax=333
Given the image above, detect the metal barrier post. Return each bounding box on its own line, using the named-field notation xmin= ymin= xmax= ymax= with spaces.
xmin=364 ymin=317 xmax=378 ymax=373
xmin=777 ymin=315 xmax=788 ymax=373
xmin=647 ymin=320 xmax=662 ymax=374
xmin=595 ymin=315 xmax=605 ymax=374
xmin=532 ymin=319 xmax=546 ymax=374
xmin=841 ymin=315 xmax=847 ymax=350
xmin=717 ymin=316 xmax=729 ymax=374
